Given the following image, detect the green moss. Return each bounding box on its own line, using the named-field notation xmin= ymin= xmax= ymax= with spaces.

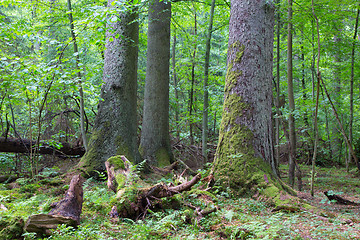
xmin=185 ymin=189 xmax=218 ymax=202
xmin=77 ymin=127 xmax=135 ymax=176
xmin=19 ymin=183 xmax=41 ymax=194
xmin=225 ymin=41 xmax=245 ymax=92
xmin=115 ymin=135 xmax=133 ymax=163
xmin=108 ymin=155 xmax=126 ymax=170
xmin=38 ymin=178 xmax=64 ymax=186
xmin=155 ymin=147 xmax=171 ymax=168
xmin=0 ymin=216 xmax=24 ymax=239
xmin=115 ymin=174 xmax=126 ymax=190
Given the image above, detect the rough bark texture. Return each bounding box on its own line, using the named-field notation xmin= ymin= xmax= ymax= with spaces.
xmin=77 ymin=0 xmax=141 ymax=175
xmin=140 ymin=0 xmax=173 ymax=167
xmin=0 ymin=137 xmax=85 ymax=156
xmin=25 ymin=174 xmax=84 ymax=235
xmin=213 ymin=0 xmax=294 ymax=204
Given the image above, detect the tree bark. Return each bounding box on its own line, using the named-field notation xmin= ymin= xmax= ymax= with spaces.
xmin=349 ymin=5 xmax=359 ymax=170
xmin=25 ymin=174 xmax=84 ymax=235
xmin=310 ymin=0 xmax=320 ymax=197
xmin=140 ymin=0 xmax=173 ymax=166
xmin=202 ymin=0 xmax=215 ymax=162
xmin=213 ymin=0 xmax=279 ymax=195
xmin=275 ymin=0 xmax=281 ymax=175
xmin=0 ymin=137 xmax=85 ymax=156
xmin=287 ymin=0 xmax=296 ymax=188
xmin=77 ymin=0 xmax=141 ymax=175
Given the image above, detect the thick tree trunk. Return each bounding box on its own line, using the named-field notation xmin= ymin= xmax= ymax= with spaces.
xmin=25 ymin=174 xmax=84 ymax=235
xmin=0 ymin=137 xmax=85 ymax=156
xmin=213 ymin=0 xmax=278 ymax=194
xmin=77 ymin=0 xmax=141 ymax=174
xmin=140 ymin=0 xmax=173 ymax=166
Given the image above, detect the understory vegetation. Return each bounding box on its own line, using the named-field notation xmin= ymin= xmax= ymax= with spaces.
xmin=1 ymin=157 xmax=360 ymax=239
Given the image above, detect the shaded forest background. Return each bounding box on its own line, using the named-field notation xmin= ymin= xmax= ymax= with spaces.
xmin=0 ymin=0 xmax=360 ymax=183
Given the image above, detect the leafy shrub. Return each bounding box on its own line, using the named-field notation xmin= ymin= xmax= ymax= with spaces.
xmin=0 ymin=153 xmax=15 ymax=174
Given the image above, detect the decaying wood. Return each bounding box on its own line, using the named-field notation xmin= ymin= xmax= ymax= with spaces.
xmin=0 ymin=175 xmax=17 ymax=183
xmin=150 ymin=161 xmax=178 ymax=175
xmin=25 ymin=174 xmax=84 ymax=235
xmin=142 ymin=173 xmax=201 ymax=199
xmin=324 ymin=191 xmax=360 ymax=206
xmin=105 ymin=161 xmax=117 ymax=193
xmin=105 ymin=155 xmax=132 ymax=193
xmin=184 ymin=202 xmax=217 ymax=218
xmin=106 ymin=155 xmax=212 ymax=220
xmin=124 ymin=173 xmax=201 ymax=219
xmin=0 ymin=137 xmax=85 ymax=157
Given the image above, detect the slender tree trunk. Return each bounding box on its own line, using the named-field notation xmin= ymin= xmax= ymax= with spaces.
xmin=349 ymin=5 xmax=359 ymax=171
xmin=67 ymin=0 xmax=88 ymax=151
xmin=202 ymin=0 xmax=215 ymax=162
xmin=333 ymin=33 xmax=342 ymax=165
xmin=311 ymin=0 xmax=320 ymax=197
xmin=287 ymin=0 xmax=296 ymax=187
xmin=77 ymin=0 xmax=141 ymax=174
xmin=140 ymin=0 xmax=173 ymax=166
xmin=275 ymin=0 xmax=281 ymax=174
xmin=189 ymin=9 xmax=197 ymax=145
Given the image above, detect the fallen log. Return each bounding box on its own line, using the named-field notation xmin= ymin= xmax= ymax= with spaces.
xmin=105 ymin=155 xmax=202 ymax=219
xmin=324 ymin=191 xmax=360 ymax=206
xmin=0 ymin=137 xmax=85 ymax=157
xmin=0 ymin=175 xmax=17 ymax=183
xmin=25 ymin=174 xmax=84 ymax=235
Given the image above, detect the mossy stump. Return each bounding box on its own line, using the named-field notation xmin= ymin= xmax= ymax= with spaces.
xmin=105 ymin=155 xmax=202 ymax=219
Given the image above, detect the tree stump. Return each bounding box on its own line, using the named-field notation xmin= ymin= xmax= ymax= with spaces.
xmin=25 ymin=174 xmax=84 ymax=235
xmin=105 ymin=155 xmax=202 ymax=219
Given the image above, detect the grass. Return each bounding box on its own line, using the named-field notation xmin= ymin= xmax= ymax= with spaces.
xmin=1 ymin=164 xmax=360 ymax=239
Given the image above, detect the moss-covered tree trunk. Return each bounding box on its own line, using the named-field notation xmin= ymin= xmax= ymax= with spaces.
xmin=213 ymin=0 xmax=285 ymax=199
xmin=77 ymin=0 xmax=141 ymax=175
xmin=140 ymin=0 xmax=173 ymax=167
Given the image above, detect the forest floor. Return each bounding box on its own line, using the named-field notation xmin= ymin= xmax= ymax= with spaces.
xmin=1 ymin=159 xmax=360 ymax=239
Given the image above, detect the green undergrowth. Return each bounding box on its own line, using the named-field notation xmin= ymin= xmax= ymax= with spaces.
xmin=1 ymin=165 xmax=360 ymax=239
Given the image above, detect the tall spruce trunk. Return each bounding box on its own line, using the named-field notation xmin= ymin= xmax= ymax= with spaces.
xmin=213 ymin=0 xmax=278 ymax=196
xmin=77 ymin=0 xmax=141 ymax=174
xmin=140 ymin=0 xmax=173 ymax=166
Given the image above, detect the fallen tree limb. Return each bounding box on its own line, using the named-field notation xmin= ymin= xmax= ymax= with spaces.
xmin=0 ymin=137 xmax=85 ymax=157
xmin=25 ymin=174 xmax=84 ymax=235
xmin=324 ymin=191 xmax=360 ymax=206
